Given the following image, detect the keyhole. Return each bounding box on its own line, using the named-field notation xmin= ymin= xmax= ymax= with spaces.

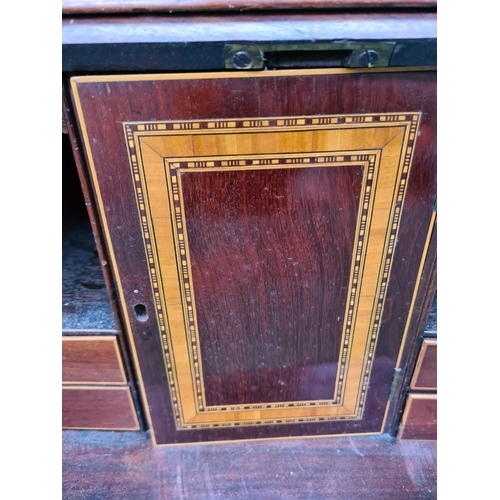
xmin=134 ymin=304 xmax=148 ymax=322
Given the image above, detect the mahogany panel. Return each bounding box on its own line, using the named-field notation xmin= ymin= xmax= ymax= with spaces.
xmin=398 ymin=393 xmax=436 ymax=441
xmin=62 ymin=387 xmax=140 ymax=430
xmin=62 ymin=336 xmax=127 ymax=384
xmin=410 ymin=338 xmax=437 ymax=390
xmin=183 ymin=166 xmax=362 ymax=405
xmin=62 ymin=0 xmax=436 ymax=15
xmin=71 ymin=69 xmax=436 ymax=444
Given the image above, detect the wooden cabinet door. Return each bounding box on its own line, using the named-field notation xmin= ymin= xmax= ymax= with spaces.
xmin=71 ymin=69 xmax=436 ymax=445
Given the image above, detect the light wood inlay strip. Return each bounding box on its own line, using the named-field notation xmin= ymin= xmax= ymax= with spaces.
xmin=72 ymin=67 xmax=436 ymax=85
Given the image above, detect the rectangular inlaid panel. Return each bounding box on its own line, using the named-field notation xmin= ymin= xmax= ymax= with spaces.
xmin=62 ymin=386 xmax=140 ymax=430
xmin=410 ymin=338 xmax=437 ymax=390
xmin=71 ymin=69 xmax=436 ymax=445
xmin=62 ymin=336 xmax=127 ymax=384
xmin=126 ymin=121 xmax=410 ymax=430
xmin=398 ymin=393 xmax=437 ymax=441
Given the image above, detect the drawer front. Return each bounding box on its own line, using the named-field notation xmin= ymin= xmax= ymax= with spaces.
xmin=62 ymin=336 xmax=127 ymax=384
xmin=72 ymin=69 xmax=436 ymax=445
xmin=62 ymin=386 xmax=139 ymax=430
xmin=398 ymin=393 xmax=437 ymax=441
xmin=410 ymin=338 xmax=437 ymax=390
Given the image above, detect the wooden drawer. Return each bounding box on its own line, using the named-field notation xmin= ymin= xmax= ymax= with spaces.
xmin=410 ymin=338 xmax=437 ymax=390
xmin=62 ymin=386 xmax=140 ymax=430
xmin=398 ymin=393 xmax=437 ymax=441
xmin=62 ymin=336 xmax=127 ymax=384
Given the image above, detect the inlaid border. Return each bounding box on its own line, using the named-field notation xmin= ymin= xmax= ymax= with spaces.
xmin=127 ymin=145 xmax=375 ymax=427
xmin=130 ymin=113 xmax=413 ymax=134
xmin=122 ymin=112 xmax=420 ymax=429
xmin=166 ymin=154 xmax=377 ymax=414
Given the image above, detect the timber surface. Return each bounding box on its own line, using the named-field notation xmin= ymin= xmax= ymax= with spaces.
xmin=410 ymin=339 xmax=437 ymax=390
xmin=62 ymin=12 xmax=437 ymax=44
xmin=62 ymin=431 xmax=437 ymax=498
xmin=62 ymin=0 xmax=436 ymax=15
xmin=398 ymin=394 xmax=436 ymax=441
xmin=62 ymin=387 xmax=140 ymax=430
xmin=71 ymin=70 xmax=436 ymax=444
xmin=62 ymin=337 xmax=126 ymax=384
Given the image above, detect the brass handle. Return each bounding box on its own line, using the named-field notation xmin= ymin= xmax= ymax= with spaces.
xmin=224 ymin=42 xmax=396 ymax=70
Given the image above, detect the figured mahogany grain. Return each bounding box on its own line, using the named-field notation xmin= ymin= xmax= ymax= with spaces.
xmin=183 ymin=166 xmax=362 ymax=405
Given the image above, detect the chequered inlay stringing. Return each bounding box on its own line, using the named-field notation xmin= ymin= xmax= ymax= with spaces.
xmin=167 ymin=154 xmax=376 ymax=415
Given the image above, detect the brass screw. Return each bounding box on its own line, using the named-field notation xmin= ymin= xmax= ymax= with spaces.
xmin=232 ymin=51 xmax=253 ymax=69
